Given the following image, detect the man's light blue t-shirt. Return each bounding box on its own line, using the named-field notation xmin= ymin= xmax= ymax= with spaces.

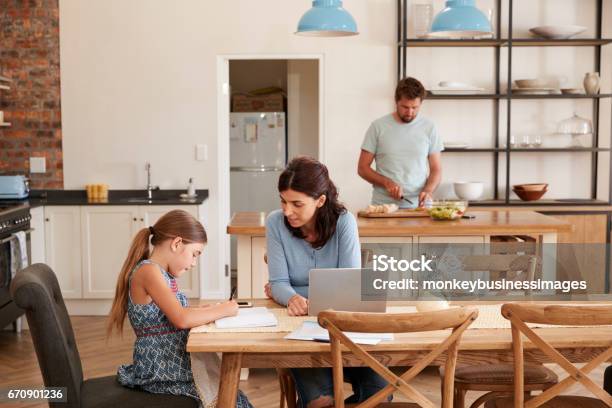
xmin=265 ymin=209 xmax=361 ymax=306
xmin=361 ymin=114 xmax=443 ymax=208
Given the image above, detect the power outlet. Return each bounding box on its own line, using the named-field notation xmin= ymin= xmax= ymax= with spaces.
xmin=30 ymin=157 xmax=46 ymax=173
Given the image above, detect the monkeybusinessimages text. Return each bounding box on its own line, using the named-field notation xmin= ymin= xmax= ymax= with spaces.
xmin=371 ymin=255 xmax=587 ymax=294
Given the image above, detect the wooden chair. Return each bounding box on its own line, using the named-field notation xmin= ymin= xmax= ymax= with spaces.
xmin=485 ymin=303 xmax=612 ymax=408
xmin=278 ymin=368 xmax=297 ymax=408
xmin=441 ymin=255 xmax=558 ymax=408
xmin=318 ymin=306 xmax=478 ymax=407
xmin=461 ymin=254 xmax=538 ymax=296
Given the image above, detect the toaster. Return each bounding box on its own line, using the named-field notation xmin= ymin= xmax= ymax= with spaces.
xmin=0 ymin=175 xmax=30 ymax=199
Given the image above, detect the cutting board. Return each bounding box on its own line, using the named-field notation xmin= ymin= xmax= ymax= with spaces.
xmin=358 ymin=209 xmax=430 ymax=218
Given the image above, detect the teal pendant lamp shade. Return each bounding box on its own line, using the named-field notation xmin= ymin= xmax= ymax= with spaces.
xmin=296 ymin=0 xmax=358 ymax=37
xmin=430 ymin=0 xmax=492 ymax=36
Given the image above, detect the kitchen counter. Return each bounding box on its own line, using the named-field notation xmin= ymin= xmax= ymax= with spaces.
xmin=3 ymin=189 xmax=209 ymax=207
xmin=228 ymin=211 xmax=571 ymax=298
xmin=227 ymin=210 xmax=572 ymax=236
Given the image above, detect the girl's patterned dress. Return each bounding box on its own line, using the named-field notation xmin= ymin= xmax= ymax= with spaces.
xmin=117 ymin=260 xmax=252 ymax=408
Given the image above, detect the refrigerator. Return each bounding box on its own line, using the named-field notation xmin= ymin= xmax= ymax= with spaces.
xmin=230 ymin=112 xmax=287 ymax=272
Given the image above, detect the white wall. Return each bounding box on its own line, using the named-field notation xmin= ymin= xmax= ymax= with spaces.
xmin=58 ymin=0 xmax=612 ymax=296
xmin=410 ymin=0 xmax=612 ymax=200
xmin=59 ymin=0 xmax=397 ymax=297
xmin=287 ymin=59 xmax=319 ymax=159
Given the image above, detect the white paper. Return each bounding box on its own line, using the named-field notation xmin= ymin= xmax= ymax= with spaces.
xmin=284 ymin=321 xmax=393 ymax=345
xmin=214 ymin=307 xmax=278 ymax=329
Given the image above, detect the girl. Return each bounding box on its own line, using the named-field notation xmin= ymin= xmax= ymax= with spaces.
xmin=265 ymin=156 xmax=388 ymax=408
xmin=107 ymin=209 xmax=252 ymax=408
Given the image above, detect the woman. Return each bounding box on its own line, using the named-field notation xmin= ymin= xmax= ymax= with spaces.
xmin=265 ymin=156 xmax=388 ymax=408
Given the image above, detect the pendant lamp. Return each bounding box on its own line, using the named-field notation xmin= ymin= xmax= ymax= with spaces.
xmin=429 ymin=0 xmax=492 ymax=38
xmin=296 ymin=0 xmax=358 ymax=37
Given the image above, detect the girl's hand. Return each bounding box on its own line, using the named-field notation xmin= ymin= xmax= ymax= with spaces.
xmin=287 ymin=295 xmax=308 ymax=316
xmin=220 ymin=300 xmax=239 ymax=318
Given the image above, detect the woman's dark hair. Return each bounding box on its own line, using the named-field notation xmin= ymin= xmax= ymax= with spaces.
xmin=395 ymin=77 xmax=426 ymax=102
xmin=278 ymin=156 xmax=346 ymax=248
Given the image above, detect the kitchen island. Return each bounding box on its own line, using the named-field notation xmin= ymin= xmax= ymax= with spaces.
xmin=228 ymin=210 xmax=572 ymax=298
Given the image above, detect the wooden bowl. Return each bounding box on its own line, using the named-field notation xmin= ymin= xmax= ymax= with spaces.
xmin=513 ymin=188 xmax=548 ymax=201
xmin=513 ymin=183 xmax=548 ymax=191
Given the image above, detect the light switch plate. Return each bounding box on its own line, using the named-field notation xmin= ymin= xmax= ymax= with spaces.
xmin=195 ymin=144 xmax=207 ymax=161
xmin=30 ymin=157 xmax=46 ymax=173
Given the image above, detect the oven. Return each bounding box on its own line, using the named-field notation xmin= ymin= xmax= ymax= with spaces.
xmin=0 ymin=204 xmax=32 ymax=330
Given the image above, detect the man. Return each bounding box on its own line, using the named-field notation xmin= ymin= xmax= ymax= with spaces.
xmin=358 ymin=77 xmax=443 ymax=208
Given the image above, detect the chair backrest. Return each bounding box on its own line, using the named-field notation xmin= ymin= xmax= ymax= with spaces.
xmin=9 ymin=263 xmax=84 ymax=408
xmin=461 ymin=254 xmax=537 ymax=275
xmin=502 ymin=303 xmax=612 ymax=408
xmin=461 ymin=254 xmax=538 ymax=295
xmin=318 ymin=307 xmax=478 ymax=408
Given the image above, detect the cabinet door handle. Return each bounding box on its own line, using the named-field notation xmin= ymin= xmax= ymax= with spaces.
xmin=140 ymin=218 xmax=144 ymax=222
xmin=45 ymin=218 xmax=49 ymax=222
xmin=133 ymin=217 xmax=137 ymax=221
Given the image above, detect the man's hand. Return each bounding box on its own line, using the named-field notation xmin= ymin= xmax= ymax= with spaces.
xmin=418 ymin=190 xmax=433 ymax=207
xmin=287 ymin=294 xmax=309 ymax=316
xmin=384 ymin=179 xmax=403 ymax=201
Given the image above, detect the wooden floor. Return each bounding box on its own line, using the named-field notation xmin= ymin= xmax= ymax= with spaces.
xmin=0 ymin=316 xmax=607 ymax=407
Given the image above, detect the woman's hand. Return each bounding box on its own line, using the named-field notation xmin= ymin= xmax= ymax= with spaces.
xmin=218 ymin=300 xmax=239 ymax=318
xmin=264 ymin=283 xmax=273 ymax=299
xmin=287 ymin=294 xmax=309 ymax=316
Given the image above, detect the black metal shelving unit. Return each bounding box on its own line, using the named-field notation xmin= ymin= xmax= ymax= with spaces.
xmin=397 ymin=0 xmax=612 ymax=207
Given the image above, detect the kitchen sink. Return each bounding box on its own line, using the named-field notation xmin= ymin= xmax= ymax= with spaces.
xmin=119 ymin=197 xmax=176 ymax=203
xmin=122 ymin=198 xmax=154 ymax=203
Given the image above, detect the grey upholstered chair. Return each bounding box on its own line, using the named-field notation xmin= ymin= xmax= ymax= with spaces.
xmin=10 ymin=263 xmax=198 ymax=408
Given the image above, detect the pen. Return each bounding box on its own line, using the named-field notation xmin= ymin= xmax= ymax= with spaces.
xmin=229 ymin=286 xmax=237 ymax=301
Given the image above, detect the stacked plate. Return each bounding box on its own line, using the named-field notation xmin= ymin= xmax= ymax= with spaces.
xmin=512 ymin=78 xmax=560 ymax=95
xmin=429 ymin=81 xmax=487 ymax=95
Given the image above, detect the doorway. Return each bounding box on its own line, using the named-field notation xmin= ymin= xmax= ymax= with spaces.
xmin=216 ymin=55 xmax=323 ymax=298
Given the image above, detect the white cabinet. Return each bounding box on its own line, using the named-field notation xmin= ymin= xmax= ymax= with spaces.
xmin=44 ymin=206 xmax=83 ymax=299
xmin=29 ymin=206 xmax=46 ymax=265
xmin=41 ymin=204 xmax=201 ymax=300
xmin=81 ymin=206 xmax=140 ymax=298
xmin=250 ymin=237 xmax=268 ymax=299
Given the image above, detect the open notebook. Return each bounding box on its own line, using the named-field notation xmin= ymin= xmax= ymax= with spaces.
xmin=285 ymin=321 xmax=394 ymax=345
xmin=214 ymin=307 xmax=278 ymax=329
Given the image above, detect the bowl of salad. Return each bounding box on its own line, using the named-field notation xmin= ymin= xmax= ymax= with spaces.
xmin=428 ymin=200 xmax=468 ymax=220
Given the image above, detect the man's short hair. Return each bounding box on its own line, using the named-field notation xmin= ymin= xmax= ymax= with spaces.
xmin=395 ymin=77 xmax=426 ymax=102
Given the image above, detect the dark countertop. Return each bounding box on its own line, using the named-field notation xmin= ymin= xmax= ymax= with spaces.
xmin=0 ymin=189 xmax=209 ymax=208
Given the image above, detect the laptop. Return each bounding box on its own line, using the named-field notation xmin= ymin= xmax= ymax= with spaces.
xmin=308 ymin=268 xmax=387 ymax=316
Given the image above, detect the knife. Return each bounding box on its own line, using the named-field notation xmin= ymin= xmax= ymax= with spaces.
xmin=400 ymin=196 xmax=413 ymax=205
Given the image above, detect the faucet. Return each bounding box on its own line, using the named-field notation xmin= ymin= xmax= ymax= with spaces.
xmin=145 ymin=162 xmax=159 ymax=199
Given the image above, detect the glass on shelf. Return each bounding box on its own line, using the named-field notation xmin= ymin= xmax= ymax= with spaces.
xmin=412 ymin=1 xmax=433 ymax=38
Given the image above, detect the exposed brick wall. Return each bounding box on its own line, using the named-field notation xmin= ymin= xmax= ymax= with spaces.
xmin=0 ymin=0 xmax=63 ymax=188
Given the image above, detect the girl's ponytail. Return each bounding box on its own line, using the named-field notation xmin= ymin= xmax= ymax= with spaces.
xmin=106 ymin=227 xmax=152 ymax=337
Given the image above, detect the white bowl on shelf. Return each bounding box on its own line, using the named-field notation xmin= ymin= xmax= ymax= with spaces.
xmin=453 ymin=182 xmax=484 ymax=201
xmin=529 ymin=25 xmax=587 ymax=40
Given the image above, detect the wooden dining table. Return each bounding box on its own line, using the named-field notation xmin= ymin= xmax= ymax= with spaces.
xmin=186 ymin=302 xmax=612 ymax=406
